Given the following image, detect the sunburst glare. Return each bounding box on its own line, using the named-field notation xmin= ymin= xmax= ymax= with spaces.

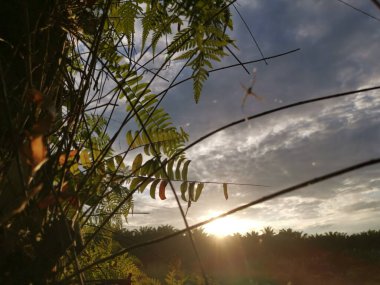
xmin=202 ymin=211 xmax=262 ymax=238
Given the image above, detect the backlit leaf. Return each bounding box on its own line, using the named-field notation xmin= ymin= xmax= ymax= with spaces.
xmin=80 ymin=149 xmax=91 ymax=168
xmin=182 ymin=160 xmax=191 ymax=181
xmin=144 ymin=145 xmax=150 ymax=156
xmin=180 ymin=182 xmax=188 ymax=201
xmin=150 ymin=179 xmax=160 ymax=199
xmin=175 ymin=157 xmax=185 ymax=180
xmin=139 ymin=177 xmax=153 ymax=193
xmin=223 ymin=183 xmax=228 ymax=200
xmin=92 ymin=149 xmax=101 ymax=160
xmin=189 ymin=182 xmax=195 ymax=202
xmin=106 ymin=158 xmax=116 ymax=171
xmin=130 ymin=177 xmax=144 ymax=191
xmin=115 ymin=155 xmax=126 ymax=170
xmin=126 ymin=130 xmax=133 ymax=146
xmin=132 ymin=153 xmax=143 ymax=174
xmin=194 ymin=183 xmax=204 ymax=202
xmin=30 ymin=135 xmax=47 ymax=167
xmin=167 ymin=159 xmax=174 ymax=180
xmin=69 ymin=162 xmax=79 ymax=175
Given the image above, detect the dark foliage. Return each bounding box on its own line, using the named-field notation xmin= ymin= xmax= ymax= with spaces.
xmin=113 ymin=227 xmax=380 ymax=285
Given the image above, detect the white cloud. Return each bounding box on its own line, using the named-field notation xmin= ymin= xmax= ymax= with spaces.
xmin=295 ymin=22 xmax=327 ymax=42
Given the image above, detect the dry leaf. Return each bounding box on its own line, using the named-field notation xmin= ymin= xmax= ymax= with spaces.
xmin=58 ymin=150 xmax=78 ymax=165
xmin=28 ymin=88 xmax=43 ymax=104
xmin=30 ymin=135 xmax=47 ymax=167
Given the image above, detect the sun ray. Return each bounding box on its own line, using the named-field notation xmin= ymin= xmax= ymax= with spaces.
xmin=202 ymin=211 xmax=262 ymax=238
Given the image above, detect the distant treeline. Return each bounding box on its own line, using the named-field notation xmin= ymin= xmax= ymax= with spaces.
xmin=111 ymin=226 xmax=380 ymax=285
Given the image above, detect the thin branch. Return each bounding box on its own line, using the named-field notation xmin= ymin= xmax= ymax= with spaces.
xmin=233 ymin=4 xmax=268 ymax=64
xmin=88 ymin=212 xmax=149 ymax=217
xmin=159 ymin=48 xmax=300 ymax=95
xmin=225 ymin=45 xmax=250 ymax=74
xmin=336 ymin=0 xmax=380 ymax=22
xmin=133 ymin=175 xmax=270 ymax=188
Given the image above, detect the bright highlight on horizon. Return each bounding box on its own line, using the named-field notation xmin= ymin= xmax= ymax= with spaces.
xmin=202 ymin=211 xmax=262 ymax=238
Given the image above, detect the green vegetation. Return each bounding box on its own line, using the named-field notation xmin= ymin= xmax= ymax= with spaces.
xmin=0 ymin=0 xmax=237 ymax=283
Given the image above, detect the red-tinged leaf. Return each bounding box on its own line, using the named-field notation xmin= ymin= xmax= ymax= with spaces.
xmin=159 ymin=180 xmax=168 ymax=200
xmin=59 ymin=150 xmax=78 ymax=165
xmin=28 ymin=88 xmax=43 ymax=104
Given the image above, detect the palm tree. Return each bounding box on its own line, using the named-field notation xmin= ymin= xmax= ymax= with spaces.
xmin=261 ymin=226 xmax=276 ymax=239
xmin=278 ymin=228 xmax=305 ymax=239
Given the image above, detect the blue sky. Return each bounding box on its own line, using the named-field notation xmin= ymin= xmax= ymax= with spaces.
xmin=115 ymin=0 xmax=380 ymax=235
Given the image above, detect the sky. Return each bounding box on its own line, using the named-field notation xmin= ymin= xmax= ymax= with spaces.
xmin=111 ymin=0 xmax=380 ymax=236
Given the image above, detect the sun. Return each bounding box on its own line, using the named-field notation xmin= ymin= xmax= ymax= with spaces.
xmin=202 ymin=211 xmax=261 ymax=238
